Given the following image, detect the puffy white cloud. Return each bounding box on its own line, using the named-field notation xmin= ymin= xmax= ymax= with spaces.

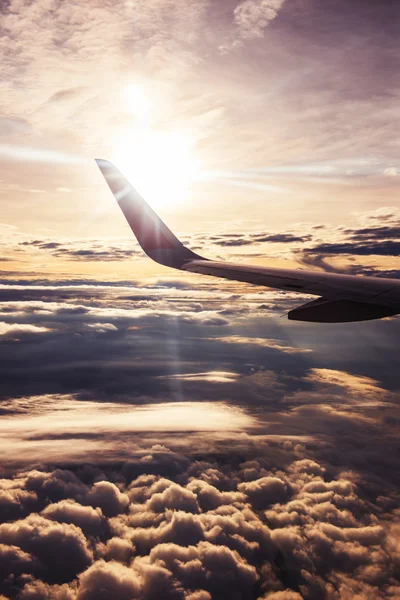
xmin=87 ymin=481 xmax=129 ymax=517
xmin=77 ymin=560 xmax=141 ymax=600
xmin=41 ymin=499 xmax=104 ymax=536
xmin=141 ymin=540 xmax=258 ymax=598
xmin=146 ymin=481 xmax=200 ymax=513
xmin=18 ymin=579 xmax=77 ymax=599
xmin=0 ymin=452 xmax=397 ymax=599
xmin=96 ymin=537 xmax=135 ymax=564
xmin=0 ymin=543 xmax=42 ymax=579
xmin=0 ymin=514 xmax=93 ymax=581
xmin=238 ymin=476 xmax=290 ymax=508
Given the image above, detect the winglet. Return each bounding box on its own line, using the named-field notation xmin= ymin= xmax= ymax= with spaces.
xmin=95 ymin=159 xmax=204 ymax=269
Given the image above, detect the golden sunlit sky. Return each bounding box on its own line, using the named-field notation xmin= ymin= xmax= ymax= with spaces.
xmin=1 ymin=0 xmax=399 ymax=281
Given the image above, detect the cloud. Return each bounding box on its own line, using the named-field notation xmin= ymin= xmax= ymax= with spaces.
xmin=0 ymin=543 xmax=42 ymax=580
xmin=0 ymin=116 xmax=32 ymax=140
xmin=86 ymin=322 xmax=118 ymax=332
xmin=226 ymin=0 xmax=286 ymax=50
xmin=0 ymin=322 xmax=50 ymax=336
xmin=214 ymin=336 xmax=312 ymax=354
xmin=0 ymin=514 xmax=93 ymax=583
xmin=0 ymin=338 xmax=397 ymax=596
xmin=14 ymin=579 xmax=77 ymax=599
xmin=238 ymin=476 xmax=290 ymax=509
xmin=383 ymin=167 xmax=399 ymax=177
xmin=97 ymin=537 xmax=135 ymax=564
xmin=161 ymin=371 xmax=240 ymax=383
xmin=0 ymin=279 xmax=310 ymax=401
xmin=19 ymin=239 xmax=141 ymax=262
xmin=303 ymin=240 xmax=400 ymax=257
xmin=0 ymin=271 xmax=398 ymax=598
xmin=41 ymin=500 xmax=105 ymax=537
xmin=87 ymin=481 xmax=129 ymax=518
xmin=259 ymin=593 xmax=302 ymax=600
xmin=77 ymin=560 xmax=141 ymax=600
xmin=0 ymin=446 xmax=398 ymax=598
xmin=298 ymin=207 xmax=400 ymax=271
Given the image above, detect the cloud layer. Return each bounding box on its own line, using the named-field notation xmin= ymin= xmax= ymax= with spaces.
xmin=0 ymin=441 xmax=399 ymax=599
xmin=0 ymin=275 xmax=398 ymax=597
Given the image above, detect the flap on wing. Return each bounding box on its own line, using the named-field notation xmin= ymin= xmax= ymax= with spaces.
xmin=288 ymin=297 xmax=398 ymax=323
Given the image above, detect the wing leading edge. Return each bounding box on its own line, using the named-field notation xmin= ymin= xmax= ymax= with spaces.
xmin=95 ymin=159 xmax=400 ymax=323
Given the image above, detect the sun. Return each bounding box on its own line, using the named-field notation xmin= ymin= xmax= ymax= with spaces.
xmin=123 ymin=83 xmax=151 ymax=118
xmin=112 ymin=85 xmax=201 ymax=209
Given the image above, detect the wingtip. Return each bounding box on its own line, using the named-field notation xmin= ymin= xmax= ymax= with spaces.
xmin=95 ymin=158 xmax=113 ymax=169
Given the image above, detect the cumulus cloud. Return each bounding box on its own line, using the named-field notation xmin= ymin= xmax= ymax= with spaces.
xmin=0 ymin=448 xmax=398 ymax=598
xmin=0 ymin=543 xmax=42 ymax=580
xmin=87 ymin=482 xmax=129 ymax=518
xmin=41 ymin=500 xmax=105 ymax=537
xmin=238 ymin=477 xmax=290 ymax=509
xmin=17 ymin=579 xmax=77 ymax=600
xmin=0 ymin=514 xmax=93 ymax=582
xmin=77 ymin=560 xmax=141 ymax=600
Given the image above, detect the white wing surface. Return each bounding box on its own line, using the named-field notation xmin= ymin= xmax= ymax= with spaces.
xmin=96 ymin=159 xmax=400 ymax=323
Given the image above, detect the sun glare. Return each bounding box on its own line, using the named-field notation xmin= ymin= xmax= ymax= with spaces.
xmin=123 ymin=83 xmax=151 ymax=117
xmin=113 ymin=84 xmax=201 ymax=208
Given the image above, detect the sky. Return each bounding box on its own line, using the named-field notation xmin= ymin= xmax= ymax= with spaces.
xmin=0 ymin=0 xmax=400 ymax=599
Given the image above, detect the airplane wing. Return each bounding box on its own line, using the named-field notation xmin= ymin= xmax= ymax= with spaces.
xmin=95 ymin=159 xmax=400 ymax=322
